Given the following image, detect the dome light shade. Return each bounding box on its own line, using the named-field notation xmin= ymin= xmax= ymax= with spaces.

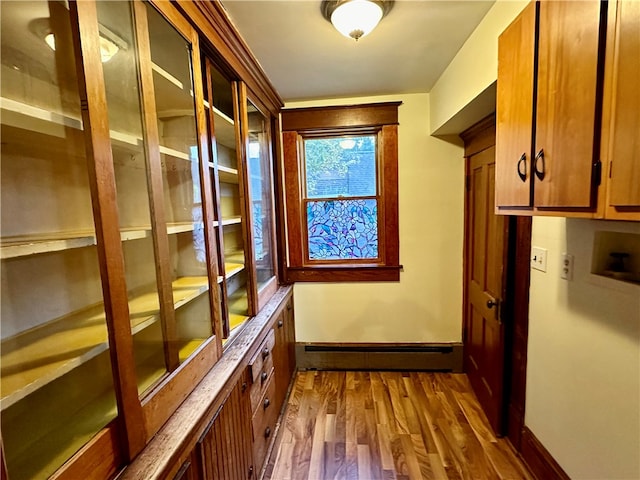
xmin=321 ymin=0 xmax=394 ymax=41
xmin=331 ymin=0 xmax=382 ymax=40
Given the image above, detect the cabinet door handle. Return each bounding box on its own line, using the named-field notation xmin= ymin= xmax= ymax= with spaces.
xmin=278 ymin=320 xmax=283 ymax=328
xmin=264 ymin=427 xmax=271 ymax=439
xmin=517 ymin=153 xmax=527 ymax=182
xmin=261 ymin=371 xmax=268 ymax=383
xmin=287 ymin=303 xmax=292 ymax=311
xmin=264 ymin=398 xmax=271 ymax=409
xmin=262 ymin=347 xmax=270 ymax=359
xmin=241 ymin=382 xmax=248 ymax=393
xmin=534 ymin=148 xmax=545 ymax=180
xmin=248 ymin=465 xmax=254 ymax=478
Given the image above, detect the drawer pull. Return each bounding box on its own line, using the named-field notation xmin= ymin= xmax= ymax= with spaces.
xmin=534 ymin=148 xmax=545 ymax=180
xmin=262 ymin=347 xmax=270 ymax=359
xmin=278 ymin=320 xmax=283 ymax=328
xmin=264 ymin=426 xmax=271 ymax=439
xmin=261 ymin=371 xmax=268 ymax=383
xmin=248 ymin=465 xmax=254 ymax=478
xmin=241 ymin=382 xmax=247 ymax=393
xmin=517 ymin=153 xmax=527 ymax=182
xmin=263 ymin=398 xmax=271 ymax=409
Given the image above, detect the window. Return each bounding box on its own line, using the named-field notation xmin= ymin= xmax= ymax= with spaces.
xmin=281 ymin=102 xmax=401 ymax=282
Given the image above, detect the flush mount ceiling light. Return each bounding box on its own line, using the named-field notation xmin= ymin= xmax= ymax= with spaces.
xmin=37 ymin=18 xmax=127 ymax=63
xmin=321 ymin=0 xmax=394 ymax=41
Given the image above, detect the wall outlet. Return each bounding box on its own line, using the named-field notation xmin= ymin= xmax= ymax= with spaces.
xmin=561 ymin=253 xmax=574 ymax=280
xmin=531 ymin=246 xmax=548 ymax=272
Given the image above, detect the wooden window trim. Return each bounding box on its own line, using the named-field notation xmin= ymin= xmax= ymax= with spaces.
xmin=281 ymin=102 xmax=401 ymax=282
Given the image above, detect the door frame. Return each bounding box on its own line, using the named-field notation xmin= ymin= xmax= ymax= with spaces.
xmin=461 ymin=114 xmax=532 ymax=449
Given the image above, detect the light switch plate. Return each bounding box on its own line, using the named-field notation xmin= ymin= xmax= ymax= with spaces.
xmin=531 ymin=246 xmax=547 ymax=272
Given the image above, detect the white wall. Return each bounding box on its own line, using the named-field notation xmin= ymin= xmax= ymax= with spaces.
xmin=526 ymin=217 xmax=640 ymax=479
xmin=427 ymin=2 xmax=640 ymax=477
xmin=429 ymin=0 xmax=528 ymax=135
xmin=285 ymin=93 xmax=465 ymax=343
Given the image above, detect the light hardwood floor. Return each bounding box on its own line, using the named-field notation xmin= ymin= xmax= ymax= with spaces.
xmin=264 ymin=371 xmax=534 ymax=480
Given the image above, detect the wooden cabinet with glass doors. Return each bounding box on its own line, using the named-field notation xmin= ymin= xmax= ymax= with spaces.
xmin=0 ymin=1 xmax=282 ymax=479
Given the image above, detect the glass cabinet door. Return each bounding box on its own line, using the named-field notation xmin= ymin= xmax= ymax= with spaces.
xmin=0 ymin=1 xmax=117 ymax=478
xmin=95 ymin=1 xmax=170 ymax=394
xmin=202 ymin=59 xmax=251 ymax=341
xmin=143 ymin=4 xmax=215 ymax=368
xmin=93 ymin=1 xmax=219 ymax=397
xmin=245 ymin=99 xmax=277 ymax=295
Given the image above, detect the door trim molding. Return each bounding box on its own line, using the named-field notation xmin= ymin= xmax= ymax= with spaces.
xmin=461 ymin=114 xmax=531 ymax=444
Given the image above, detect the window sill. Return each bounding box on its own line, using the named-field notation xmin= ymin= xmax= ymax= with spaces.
xmin=285 ymin=265 xmax=402 ymax=282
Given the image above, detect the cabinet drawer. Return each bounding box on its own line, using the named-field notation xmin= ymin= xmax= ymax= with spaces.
xmin=248 ymin=329 xmax=275 ymax=383
xmin=252 ymin=374 xmax=278 ymax=470
xmin=249 ymin=329 xmax=275 ymax=411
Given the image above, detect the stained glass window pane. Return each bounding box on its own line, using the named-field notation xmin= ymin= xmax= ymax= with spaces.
xmin=304 ymin=136 xmax=377 ymax=198
xmin=307 ymin=199 xmax=378 ymax=260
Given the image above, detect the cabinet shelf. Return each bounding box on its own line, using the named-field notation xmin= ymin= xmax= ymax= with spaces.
xmin=0 ymin=223 xmax=200 ymax=260
xmin=0 ymin=97 xmax=199 ymax=169
xmin=1 ymin=97 xmax=145 ymax=150
xmin=152 ymin=62 xmax=184 ymax=90
xmin=211 ymin=106 xmax=236 ymax=149
xmin=4 ymin=333 xmax=204 ymax=480
xmin=159 ymin=144 xmax=191 ymax=161
xmin=217 ymin=165 xmax=239 ymax=184
xmin=213 ymin=216 xmax=242 ymax=228
xmin=217 ymin=262 xmax=245 ymax=284
xmin=0 ymin=276 xmax=210 ymax=410
xmin=227 ymin=289 xmax=249 ymax=334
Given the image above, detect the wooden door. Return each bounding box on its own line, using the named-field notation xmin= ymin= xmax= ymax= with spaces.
xmin=607 ymin=0 xmax=640 ymax=210
xmin=196 ymin=375 xmax=254 ymax=480
xmin=534 ymin=0 xmax=604 ymax=208
xmin=465 ymin=140 xmax=509 ymax=434
xmin=495 ymin=2 xmax=536 ymax=209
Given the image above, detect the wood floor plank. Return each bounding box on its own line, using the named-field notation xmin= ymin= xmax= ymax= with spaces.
xmin=357 ymin=444 xmax=372 ymax=479
xmin=308 ymin=407 xmax=327 ymax=480
xmin=399 ymin=434 xmax=423 ymax=479
xmin=364 ymin=404 xmax=383 ymax=479
xmin=266 ymin=371 xmax=533 ymax=480
xmin=345 ymin=441 xmax=358 ymax=480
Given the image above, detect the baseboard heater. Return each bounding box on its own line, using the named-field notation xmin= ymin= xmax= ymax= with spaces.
xmin=296 ymin=342 xmax=463 ymax=372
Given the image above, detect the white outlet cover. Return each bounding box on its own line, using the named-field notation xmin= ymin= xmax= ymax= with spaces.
xmin=561 ymin=253 xmax=574 ymax=280
xmin=531 ymin=246 xmax=548 ymax=272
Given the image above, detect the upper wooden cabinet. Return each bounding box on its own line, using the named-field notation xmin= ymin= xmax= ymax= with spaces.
xmin=600 ymin=1 xmax=640 ymax=220
xmin=496 ymin=1 xmax=606 ymax=211
xmin=0 ymin=0 xmax=283 ymax=478
xmin=495 ymin=3 xmax=536 ymax=208
xmin=497 ymin=1 xmax=640 ymax=221
xmin=496 ymin=0 xmax=606 ymax=213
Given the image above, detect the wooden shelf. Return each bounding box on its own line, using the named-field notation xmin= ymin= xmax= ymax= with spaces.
xmin=2 ymin=97 xmax=191 ymax=163
xmin=211 ymin=106 xmax=236 ymax=149
xmin=224 ymin=250 xmax=246 ymax=264
xmin=159 ymin=144 xmax=190 ymax=161
xmin=151 ymin=62 xmax=184 ymax=90
xmin=0 ymin=276 xmax=210 ymax=410
xmin=0 ymin=223 xmax=198 ymax=259
xmin=227 ymin=289 xmax=249 ymax=336
xmin=212 ymin=216 xmax=242 ymax=228
xmin=4 ymin=334 xmax=205 ymax=479
xmin=4 ymin=381 xmax=118 ymax=480
xmin=217 ymin=262 xmax=245 ymax=284
xmin=218 ymin=165 xmax=239 ymax=184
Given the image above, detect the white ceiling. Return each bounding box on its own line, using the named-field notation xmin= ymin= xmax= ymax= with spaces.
xmin=220 ymin=0 xmax=495 ymax=103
